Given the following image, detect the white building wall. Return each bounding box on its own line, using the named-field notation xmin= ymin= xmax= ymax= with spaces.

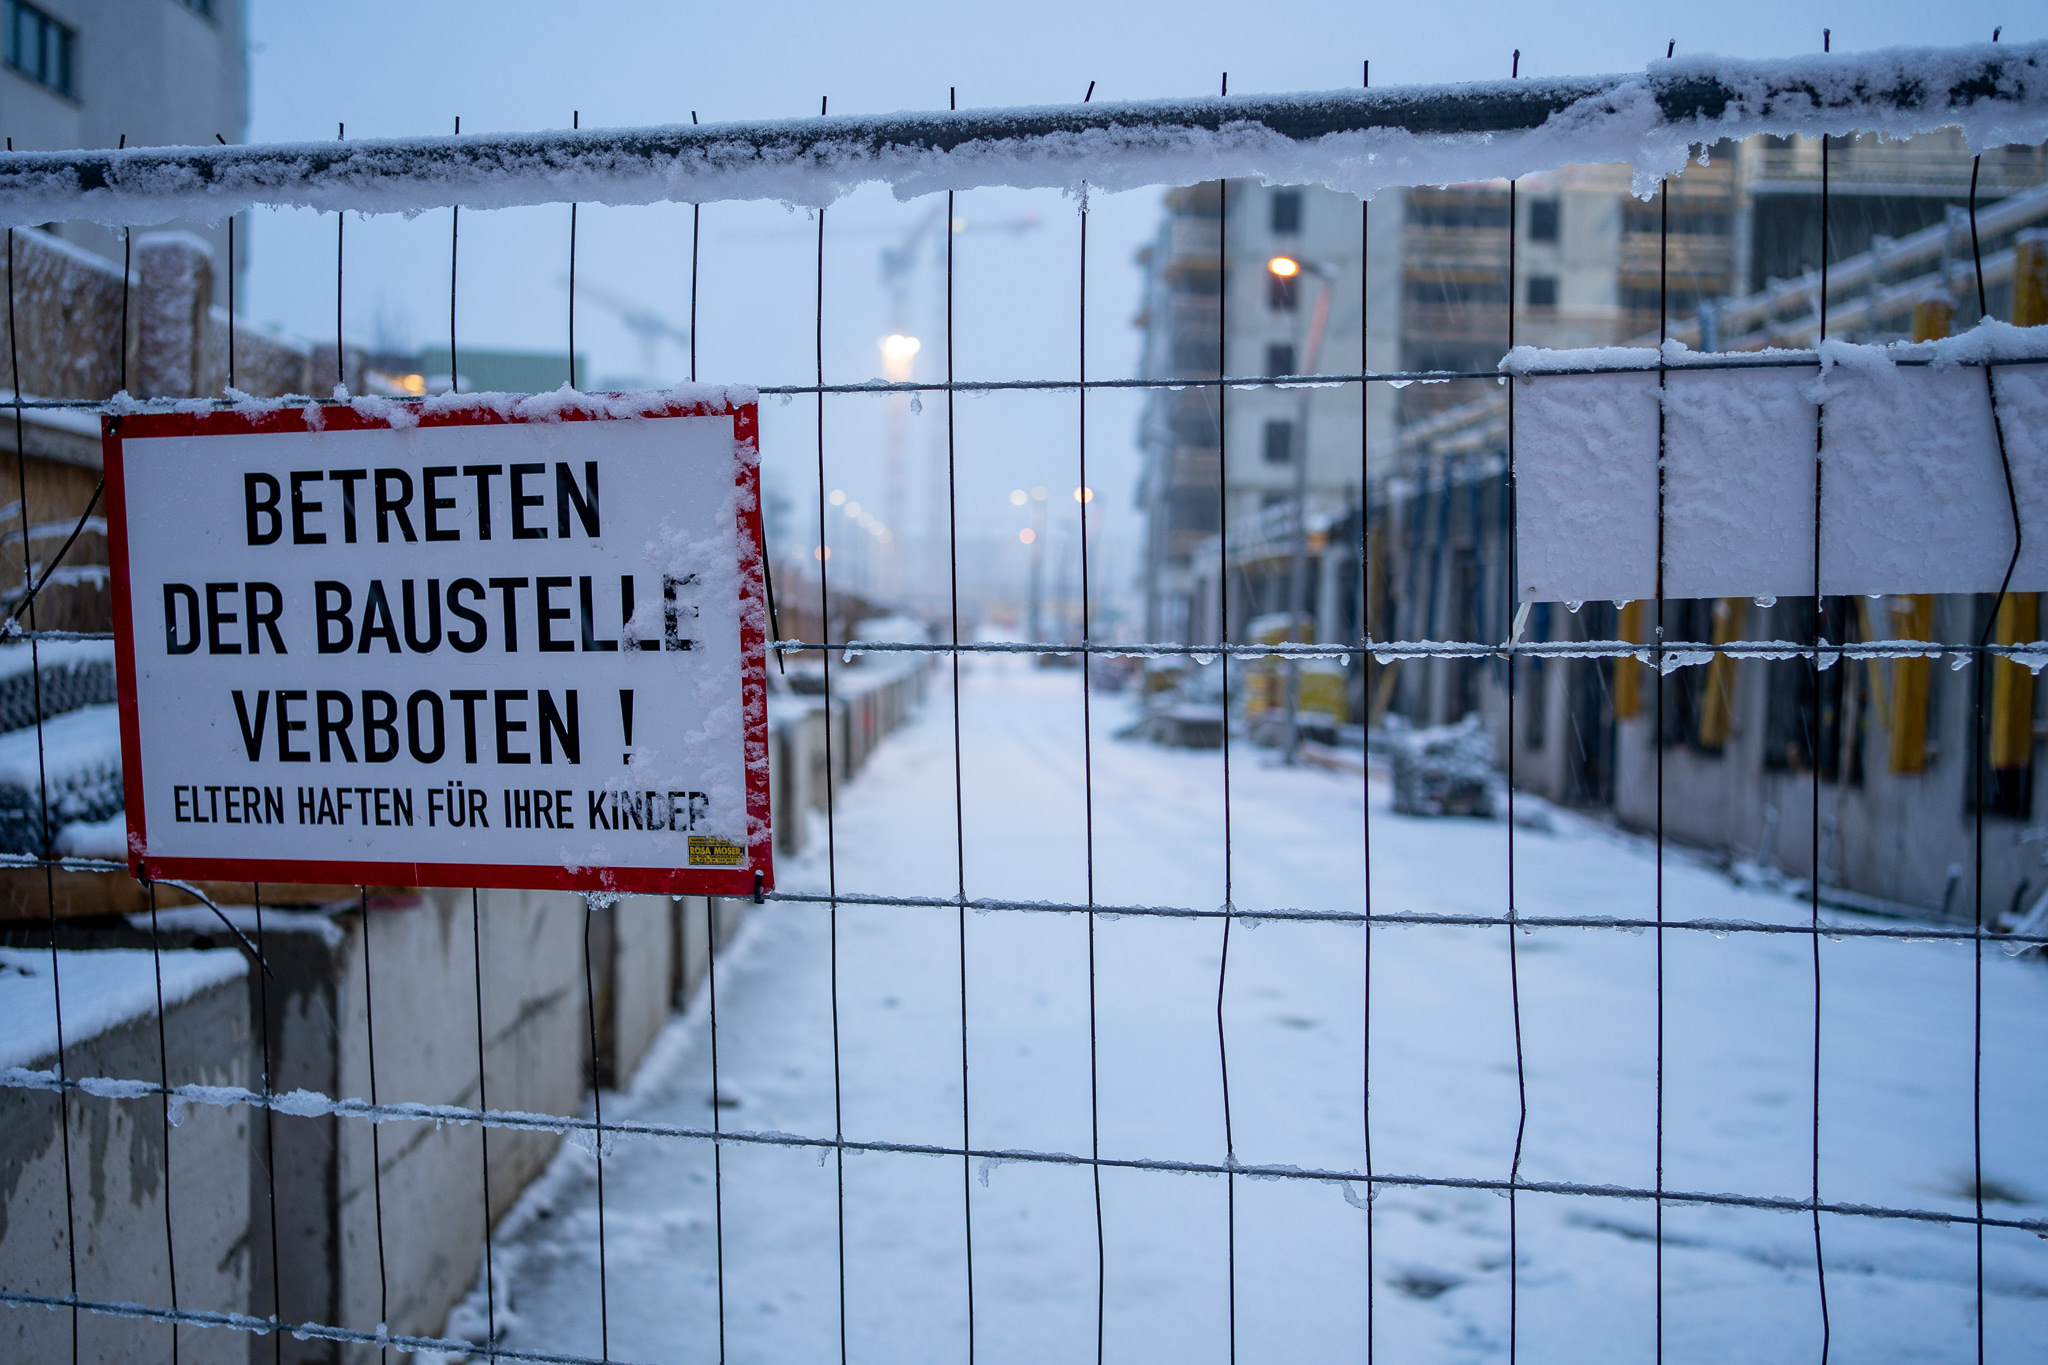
xmin=0 ymin=0 xmax=249 ymax=306
xmin=1220 ymin=183 xmax=1402 ymax=534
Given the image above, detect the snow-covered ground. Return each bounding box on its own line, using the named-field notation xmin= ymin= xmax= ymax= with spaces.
xmin=467 ymin=659 xmax=2048 ymax=1364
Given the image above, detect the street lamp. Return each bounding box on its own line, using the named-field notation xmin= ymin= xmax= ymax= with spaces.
xmin=1026 ymin=485 xmax=1048 ymax=642
xmin=1270 ymin=253 xmax=1339 ymax=760
xmin=880 ymin=333 xmax=922 ymax=382
xmin=875 ymin=334 xmax=923 ymax=598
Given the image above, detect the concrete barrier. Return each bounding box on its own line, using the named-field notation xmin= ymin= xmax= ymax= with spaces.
xmin=770 ymin=654 xmax=931 ymax=857
xmin=0 ymin=945 xmax=253 ymax=1363
xmin=0 ymin=649 xmax=932 ymax=1361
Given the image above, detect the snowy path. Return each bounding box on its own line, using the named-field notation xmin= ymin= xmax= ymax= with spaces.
xmin=475 ymin=661 xmax=2048 ymax=1364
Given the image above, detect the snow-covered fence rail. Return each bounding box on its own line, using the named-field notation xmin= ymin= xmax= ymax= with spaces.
xmin=2 ymin=36 xmax=2047 ymax=1365
xmin=0 ymin=44 xmax=2044 ymax=225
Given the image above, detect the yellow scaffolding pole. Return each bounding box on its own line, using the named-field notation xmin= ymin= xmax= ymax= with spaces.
xmin=1614 ymin=601 xmax=1646 ymax=721
xmin=1697 ymin=598 xmax=1748 ymax=750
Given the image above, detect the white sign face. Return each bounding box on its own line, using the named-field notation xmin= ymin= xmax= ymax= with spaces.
xmin=106 ymin=396 xmax=770 ymax=895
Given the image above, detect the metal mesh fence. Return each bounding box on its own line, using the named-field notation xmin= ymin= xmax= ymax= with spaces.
xmin=1 ymin=45 xmax=2046 ymax=1365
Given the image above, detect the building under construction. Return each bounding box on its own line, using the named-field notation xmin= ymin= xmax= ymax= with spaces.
xmin=1131 ymin=129 xmax=2048 ymax=920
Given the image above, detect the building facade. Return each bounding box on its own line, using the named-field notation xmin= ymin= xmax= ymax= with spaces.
xmin=1133 ymin=180 xmax=1400 ymax=648
xmin=1132 ymin=130 xmax=2048 ymax=922
xmin=0 ymin=0 xmax=249 ymax=305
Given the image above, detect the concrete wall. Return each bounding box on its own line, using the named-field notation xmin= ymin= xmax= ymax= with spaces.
xmin=673 ymin=895 xmax=746 ymax=1015
xmin=0 ymin=950 xmax=253 ymax=1364
xmin=0 ymin=224 xmax=337 ymax=407
xmin=0 ymin=893 xmax=597 ymax=1364
xmin=592 ymin=895 xmax=674 ymax=1091
xmin=1499 ymin=594 xmax=2039 ymax=920
xmin=0 ymin=629 xmax=932 ymax=1362
xmin=770 ymin=655 xmax=931 ymax=859
xmin=296 ymin=890 xmax=587 ymax=1364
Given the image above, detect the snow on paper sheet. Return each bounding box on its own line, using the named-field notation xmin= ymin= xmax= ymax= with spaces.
xmin=1512 ymin=332 xmax=2048 ymax=604
xmin=1993 ymin=359 xmax=2048 ymax=587
xmin=1662 ymin=367 xmax=1816 ymax=600
xmin=1817 ymin=360 xmax=2016 ymax=595
xmin=1512 ymin=369 xmax=1659 ymax=606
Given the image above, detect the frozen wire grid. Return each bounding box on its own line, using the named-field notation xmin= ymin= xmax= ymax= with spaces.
xmin=2 ymin=39 xmax=2048 ymax=1365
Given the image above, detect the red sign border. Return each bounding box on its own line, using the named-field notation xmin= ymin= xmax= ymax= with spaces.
xmin=103 ymin=395 xmax=772 ymax=898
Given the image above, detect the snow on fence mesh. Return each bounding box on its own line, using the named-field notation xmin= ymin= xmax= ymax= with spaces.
xmin=3 ymin=40 xmax=2048 ymax=1365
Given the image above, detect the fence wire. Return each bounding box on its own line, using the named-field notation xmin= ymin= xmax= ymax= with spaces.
xmin=1 ymin=46 xmax=2045 ymax=1365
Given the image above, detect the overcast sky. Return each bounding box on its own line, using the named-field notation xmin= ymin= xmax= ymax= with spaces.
xmin=242 ymin=0 xmax=2035 ymax=623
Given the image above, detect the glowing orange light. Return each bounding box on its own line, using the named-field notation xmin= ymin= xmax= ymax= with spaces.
xmin=1073 ymin=486 xmax=1094 ymax=503
xmin=1018 ymin=528 xmax=1036 ymax=545
xmin=813 ymin=545 xmax=831 ymax=560
xmin=1267 ymin=255 xmax=1300 ymax=278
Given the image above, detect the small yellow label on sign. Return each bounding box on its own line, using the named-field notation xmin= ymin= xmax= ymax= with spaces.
xmin=688 ymin=836 xmax=745 ymax=867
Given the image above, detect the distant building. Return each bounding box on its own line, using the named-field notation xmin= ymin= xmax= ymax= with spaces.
xmin=1130 ymin=129 xmax=2048 ymax=920
xmin=1131 ymin=154 xmax=1751 ymax=659
xmin=0 ymin=0 xmax=249 ymax=305
xmin=408 ymin=345 xmax=586 ymax=397
xmin=1132 ymin=181 xmax=1399 ymax=647
xmin=1744 ymin=129 xmax=2048 ymax=294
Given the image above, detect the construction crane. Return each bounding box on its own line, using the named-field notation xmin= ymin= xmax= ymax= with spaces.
xmin=715 ymin=207 xmax=1040 ymax=602
xmin=871 ymin=208 xmax=1039 ymax=600
xmin=556 ymin=275 xmax=692 ymax=383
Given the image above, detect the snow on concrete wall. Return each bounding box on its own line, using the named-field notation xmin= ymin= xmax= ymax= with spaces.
xmin=0 ymin=226 xmax=133 ymax=400
xmin=131 ymin=232 xmax=210 ymax=401
xmin=0 ymin=947 xmax=251 ymax=1363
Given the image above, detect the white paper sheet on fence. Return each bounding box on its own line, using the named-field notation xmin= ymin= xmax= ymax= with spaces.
xmin=1661 ymin=368 xmax=1819 ymax=600
xmin=1514 ymin=360 xmax=2048 ymax=604
xmin=1511 ymin=371 xmax=1659 ymax=605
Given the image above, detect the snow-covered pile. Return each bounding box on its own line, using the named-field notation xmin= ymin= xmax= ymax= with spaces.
xmin=54 ymin=810 xmax=126 ymax=858
xmin=0 ymin=643 xmax=125 ymax=855
xmin=1512 ymin=328 xmax=2048 ymax=604
xmin=0 ymin=639 xmax=116 ymax=734
xmin=1387 ymin=713 xmax=1501 ymax=817
xmin=0 ymin=44 xmax=2042 ymax=225
xmin=0 ymin=702 xmax=123 ymax=854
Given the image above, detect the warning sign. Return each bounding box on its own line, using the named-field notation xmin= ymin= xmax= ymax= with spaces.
xmin=104 ymin=394 xmax=770 ymax=896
